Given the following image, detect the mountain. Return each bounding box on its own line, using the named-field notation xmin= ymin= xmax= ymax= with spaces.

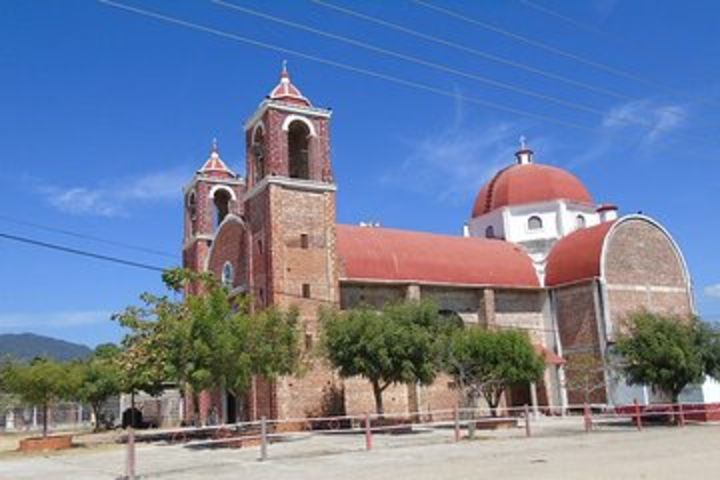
xmin=0 ymin=333 xmax=92 ymax=362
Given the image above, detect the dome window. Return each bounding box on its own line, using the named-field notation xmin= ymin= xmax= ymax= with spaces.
xmin=576 ymin=214 xmax=587 ymax=229
xmin=528 ymin=216 xmax=543 ymax=231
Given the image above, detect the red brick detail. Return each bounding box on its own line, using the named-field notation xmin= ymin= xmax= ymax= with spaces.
xmin=207 ymin=219 xmax=248 ymax=288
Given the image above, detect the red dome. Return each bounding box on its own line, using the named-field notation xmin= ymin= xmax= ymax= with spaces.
xmin=472 ymin=163 xmax=593 ymax=217
xmin=545 ymin=221 xmax=615 ymax=286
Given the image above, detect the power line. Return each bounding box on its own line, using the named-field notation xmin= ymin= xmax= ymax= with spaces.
xmin=0 ymin=232 xmax=169 ymax=272
xmin=413 ymin=0 xmax=719 ymax=108
xmin=215 ymin=0 xmax=612 ymax=117
xmin=310 ymin=0 xmax=633 ymax=102
xmin=518 ymin=0 xmax=606 ymax=36
xmin=215 ymin=0 xmax=709 ymax=145
xmin=98 ymin=0 xmax=599 ymax=133
xmin=0 ymin=214 xmax=177 ymax=259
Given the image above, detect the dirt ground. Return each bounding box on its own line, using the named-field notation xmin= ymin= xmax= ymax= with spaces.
xmin=0 ymin=419 xmax=718 ymax=479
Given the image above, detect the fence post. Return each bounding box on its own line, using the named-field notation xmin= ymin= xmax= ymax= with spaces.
xmin=126 ymin=427 xmax=136 ymax=480
xmin=678 ymin=402 xmax=685 ymax=427
xmin=365 ymin=413 xmax=373 ymax=451
xmin=260 ymin=416 xmax=268 ymax=461
xmin=633 ymin=398 xmax=642 ymax=431
xmin=583 ymin=403 xmax=591 ymax=433
xmin=453 ymin=404 xmax=460 ymax=442
xmin=524 ymin=404 xmax=531 ymax=437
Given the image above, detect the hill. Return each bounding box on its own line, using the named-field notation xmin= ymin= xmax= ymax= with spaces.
xmin=0 ymin=333 xmax=92 ymax=362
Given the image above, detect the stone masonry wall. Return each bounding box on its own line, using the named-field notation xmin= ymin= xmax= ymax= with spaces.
xmin=603 ymin=218 xmax=693 ymax=337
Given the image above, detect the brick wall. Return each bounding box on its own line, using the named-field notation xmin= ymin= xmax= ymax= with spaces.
xmin=207 ymin=219 xmax=247 ymax=288
xmin=340 ymin=284 xmax=405 ymax=309
xmin=553 ymin=281 xmax=606 ymax=404
xmin=603 ymin=218 xmax=693 ymax=333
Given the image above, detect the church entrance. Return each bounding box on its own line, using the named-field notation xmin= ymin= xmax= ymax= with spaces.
xmin=226 ymin=392 xmax=237 ymax=424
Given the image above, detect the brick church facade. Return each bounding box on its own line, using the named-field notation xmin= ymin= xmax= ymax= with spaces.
xmin=182 ymin=65 xmax=696 ymax=423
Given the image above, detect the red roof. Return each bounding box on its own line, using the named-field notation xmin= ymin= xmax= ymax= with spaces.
xmin=544 ymin=221 xmax=615 ymax=286
xmin=268 ymin=62 xmax=311 ymax=107
xmin=336 ymin=225 xmax=539 ymax=288
xmin=199 ymin=142 xmax=235 ymax=179
xmin=472 ymin=163 xmax=593 ymax=217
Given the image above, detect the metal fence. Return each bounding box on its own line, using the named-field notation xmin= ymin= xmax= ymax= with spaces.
xmin=0 ymin=403 xmax=93 ymax=432
xmin=117 ymin=401 xmax=720 ymax=479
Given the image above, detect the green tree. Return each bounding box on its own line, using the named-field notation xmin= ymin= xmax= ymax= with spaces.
xmin=444 ymin=327 xmax=544 ymax=417
xmin=76 ymin=344 xmax=122 ymax=431
xmin=1 ymin=359 xmax=81 ymax=437
xmin=115 ymin=268 xmax=301 ymax=425
xmin=321 ymin=301 xmax=444 ymax=415
xmin=615 ymin=311 xmax=720 ymax=403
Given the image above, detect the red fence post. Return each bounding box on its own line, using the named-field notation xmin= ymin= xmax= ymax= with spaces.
xmin=126 ymin=427 xmax=136 ymax=480
xmin=633 ymin=398 xmax=642 ymax=431
xmin=365 ymin=413 xmax=373 ymax=451
xmin=583 ymin=403 xmax=591 ymax=433
xmin=453 ymin=404 xmax=460 ymax=442
xmin=524 ymin=404 xmax=531 ymax=437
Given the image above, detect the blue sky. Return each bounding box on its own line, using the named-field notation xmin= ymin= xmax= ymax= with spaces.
xmin=1 ymin=0 xmax=719 ymax=347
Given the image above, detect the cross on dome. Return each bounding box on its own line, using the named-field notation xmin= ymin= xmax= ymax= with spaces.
xmin=268 ymin=60 xmax=312 ymax=107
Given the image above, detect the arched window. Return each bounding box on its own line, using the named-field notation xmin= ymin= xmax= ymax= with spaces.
xmin=485 ymin=225 xmax=495 ymax=239
xmin=528 ymin=216 xmax=543 ymax=230
xmin=253 ymin=127 xmax=266 ymax=183
xmin=187 ymin=192 xmax=197 ymax=221
xmin=576 ymin=214 xmax=587 ymax=229
xmin=221 ymin=262 xmax=234 ymax=288
xmin=288 ymin=121 xmax=310 ymax=179
xmin=213 ymin=189 xmax=232 ymax=227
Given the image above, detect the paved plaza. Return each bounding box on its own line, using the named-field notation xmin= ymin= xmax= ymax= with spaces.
xmin=0 ymin=419 xmax=719 ymax=479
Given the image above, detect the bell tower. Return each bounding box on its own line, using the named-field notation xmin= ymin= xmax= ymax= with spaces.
xmin=182 ymin=140 xmax=246 ymax=293
xmin=243 ymin=63 xmax=340 ymax=419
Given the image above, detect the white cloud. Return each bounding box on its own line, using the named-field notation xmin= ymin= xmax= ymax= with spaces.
xmin=39 ymin=168 xmax=188 ymax=217
xmin=704 ymin=284 xmax=720 ymax=299
xmin=0 ymin=310 xmax=112 ymax=328
xmin=603 ymin=100 xmax=687 ymax=143
xmin=384 ymin=89 xmax=543 ymax=205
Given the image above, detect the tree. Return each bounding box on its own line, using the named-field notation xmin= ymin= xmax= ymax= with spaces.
xmin=1 ymin=359 xmax=81 ymax=437
xmin=564 ymin=353 xmax=608 ymax=405
xmin=114 ymin=268 xmax=301 ymax=425
xmin=443 ymin=327 xmax=544 ymax=417
xmin=76 ymin=344 xmax=122 ymax=431
xmin=615 ymin=311 xmax=720 ymax=404
xmin=321 ymin=301 xmax=445 ymax=415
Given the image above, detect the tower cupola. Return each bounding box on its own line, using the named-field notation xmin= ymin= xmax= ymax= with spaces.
xmin=268 ymin=61 xmax=311 ymax=107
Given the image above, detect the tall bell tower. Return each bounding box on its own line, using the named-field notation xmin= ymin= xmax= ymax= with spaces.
xmin=243 ymin=63 xmax=340 ymax=419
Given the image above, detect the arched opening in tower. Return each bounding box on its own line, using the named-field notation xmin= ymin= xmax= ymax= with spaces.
xmin=213 ymin=189 xmax=232 ymax=227
xmin=253 ymin=128 xmax=266 ymax=183
xmin=288 ymin=121 xmax=310 ymax=180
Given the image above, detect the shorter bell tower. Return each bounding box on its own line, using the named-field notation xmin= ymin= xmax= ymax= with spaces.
xmin=182 ymin=140 xmax=246 ymax=293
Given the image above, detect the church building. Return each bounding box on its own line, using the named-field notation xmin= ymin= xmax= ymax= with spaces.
xmin=182 ymin=65 xmax=696 ymax=423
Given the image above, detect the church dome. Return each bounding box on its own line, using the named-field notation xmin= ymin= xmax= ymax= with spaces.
xmin=471 ymin=150 xmax=593 ymax=217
